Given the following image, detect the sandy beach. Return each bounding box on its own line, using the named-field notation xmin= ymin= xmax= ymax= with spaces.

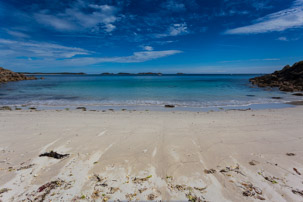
xmin=0 ymin=107 xmax=303 ymax=201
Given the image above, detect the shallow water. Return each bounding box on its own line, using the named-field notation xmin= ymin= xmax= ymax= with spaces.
xmin=0 ymin=74 xmax=301 ymax=109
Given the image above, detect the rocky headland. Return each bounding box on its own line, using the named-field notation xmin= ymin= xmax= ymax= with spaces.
xmin=0 ymin=67 xmax=36 ymax=83
xmin=249 ymin=61 xmax=303 ymax=92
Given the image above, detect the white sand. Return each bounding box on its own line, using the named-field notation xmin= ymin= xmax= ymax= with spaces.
xmin=0 ymin=107 xmax=303 ymax=201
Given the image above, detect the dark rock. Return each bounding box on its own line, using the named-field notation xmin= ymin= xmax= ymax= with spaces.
xmin=286 ymin=153 xmax=295 ymax=156
xmin=165 ymin=104 xmax=175 ymax=108
xmin=76 ymin=107 xmax=86 ymax=111
xmin=39 ymin=151 xmax=69 ymax=159
xmin=0 ymin=106 xmax=12 ymax=110
xmin=249 ymin=61 xmax=303 ymax=92
xmin=271 ymin=97 xmax=282 ymax=99
xmin=293 ymin=93 xmax=303 ymax=96
xmin=288 ymin=101 xmax=303 ymax=105
xmin=0 ymin=67 xmax=37 ymax=83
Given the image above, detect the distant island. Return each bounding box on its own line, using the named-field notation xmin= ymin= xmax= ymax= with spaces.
xmin=0 ymin=67 xmax=37 ymax=83
xmin=20 ymin=72 xmax=86 ymax=75
xmin=19 ymin=72 xmax=164 ymax=76
xmin=101 ymin=72 xmax=163 ymax=76
xmin=250 ymin=60 xmax=303 ymax=92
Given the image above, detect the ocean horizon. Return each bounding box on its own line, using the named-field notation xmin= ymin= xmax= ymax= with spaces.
xmin=0 ymin=74 xmax=300 ymax=110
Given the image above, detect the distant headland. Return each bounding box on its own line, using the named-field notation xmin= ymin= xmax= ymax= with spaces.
xmin=0 ymin=67 xmax=37 ymax=83
xmin=250 ymin=60 xmax=303 ymax=92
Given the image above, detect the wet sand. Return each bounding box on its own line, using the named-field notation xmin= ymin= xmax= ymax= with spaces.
xmin=0 ymin=107 xmax=303 ymax=201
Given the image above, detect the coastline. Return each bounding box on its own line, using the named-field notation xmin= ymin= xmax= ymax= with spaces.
xmin=1 ymin=107 xmax=303 ymax=201
xmin=0 ymin=100 xmax=300 ymax=113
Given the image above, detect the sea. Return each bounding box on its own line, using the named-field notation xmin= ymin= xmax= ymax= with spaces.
xmin=0 ymin=74 xmax=301 ymax=111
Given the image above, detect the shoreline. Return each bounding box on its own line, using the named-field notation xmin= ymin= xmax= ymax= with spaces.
xmin=0 ymin=101 xmax=302 ymax=112
xmin=1 ymin=107 xmax=303 ymax=201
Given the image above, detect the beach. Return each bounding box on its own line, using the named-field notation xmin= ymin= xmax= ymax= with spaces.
xmin=1 ymin=107 xmax=303 ymax=201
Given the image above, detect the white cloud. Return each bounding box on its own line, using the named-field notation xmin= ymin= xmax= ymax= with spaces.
xmin=169 ymin=23 xmax=188 ymax=36
xmin=104 ymin=24 xmax=116 ymax=32
xmin=0 ymin=39 xmax=90 ymax=58
xmin=66 ymin=50 xmax=182 ymax=65
xmin=155 ymin=22 xmax=188 ymax=38
xmin=142 ymin=46 xmax=153 ymax=51
xmin=34 ymin=2 xmax=118 ymax=33
xmin=225 ymin=1 xmax=303 ymax=34
xmin=277 ymin=36 xmax=288 ymax=41
xmin=35 ymin=14 xmax=77 ymax=31
xmin=5 ymin=29 xmax=30 ymax=38
xmin=0 ymin=38 xmax=182 ymax=68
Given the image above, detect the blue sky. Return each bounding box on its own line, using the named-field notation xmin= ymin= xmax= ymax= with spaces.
xmin=0 ymin=0 xmax=303 ymax=73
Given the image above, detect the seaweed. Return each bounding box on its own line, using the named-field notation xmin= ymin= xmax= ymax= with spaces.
xmin=292 ymin=189 xmax=303 ymax=197
xmin=0 ymin=188 xmax=10 ymax=194
xmin=39 ymin=151 xmax=69 ymax=159
xmin=204 ymin=169 xmax=216 ymax=174
xmin=293 ymin=168 xmax=301 ymax=175
xmin=17 ymin=163 xmax=35 ymax=171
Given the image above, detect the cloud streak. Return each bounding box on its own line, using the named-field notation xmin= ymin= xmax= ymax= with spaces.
xmin=0 ymin=38 xmax=182 ymax=69
xmin=66 ymin=50 xmax=182 ymax=65
xmin=0 ymin=39 xmax=90 ymax=58
xmin=225 ymin=0 xmax=303 ymax=34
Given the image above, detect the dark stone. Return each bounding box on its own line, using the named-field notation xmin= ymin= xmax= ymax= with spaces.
xmin=288 ymin=101 xmax=303 ymax=105
xmin=249 ymin=61 xmax=303 ymax=92
xmin=165 ymin=104 xmax=175 ymax=108
xmin=76 ymin=107 xmax=86 ymax=111
xmin=292 ymin=93 xmax=303 ymax=96
xmin=271 ymin=97 xmax=282 ymax=99
xmin=0 ymin=106 xmax=12 ymax=110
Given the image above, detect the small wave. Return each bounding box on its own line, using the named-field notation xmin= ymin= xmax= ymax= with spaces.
xmin=0 ymin=97 xmax=294 ymax=109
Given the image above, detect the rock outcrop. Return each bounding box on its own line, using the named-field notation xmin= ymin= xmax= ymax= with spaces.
xmin=249 ymin=61 xmax=303 ymax=92
xmin=0 ymin=67 xmax=36 ymax=83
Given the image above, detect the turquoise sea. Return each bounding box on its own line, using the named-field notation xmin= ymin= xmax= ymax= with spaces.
xmin=0 ymin=74 xmax=301 ymax=110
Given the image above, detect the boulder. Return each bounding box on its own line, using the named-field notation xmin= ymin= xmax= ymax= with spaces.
xmin=249 ymin=61 xmax=303 ymax=92
xmin=292 ymin=93 xmax=303 ymax=96
xmin=0 ymin=67 xmax=36 ymax=83
xmin=165 ymin=104 xmax=175 ymax=108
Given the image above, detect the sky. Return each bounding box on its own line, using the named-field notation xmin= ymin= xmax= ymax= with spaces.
xmin=0 ymin=0 xmax=303 ymax=73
